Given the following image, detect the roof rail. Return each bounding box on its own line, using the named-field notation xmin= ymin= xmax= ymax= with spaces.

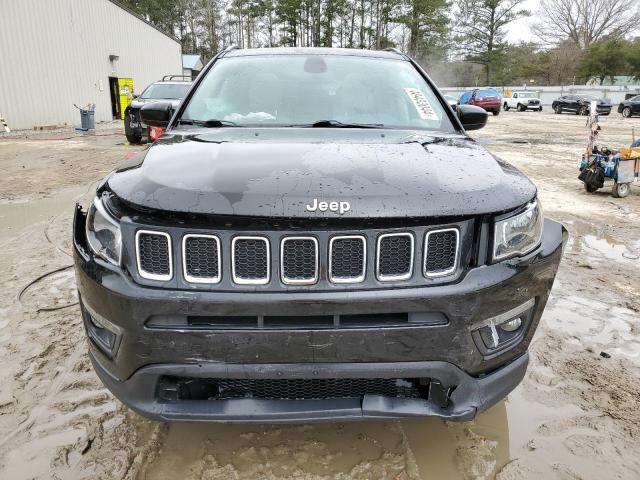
xmin=161 ymin=75 xmax=191 ymax=82
xmin=384 ymin=47 xmax=405 ymax=56
xmin=224 ymin=45 xmax=239 ymax=52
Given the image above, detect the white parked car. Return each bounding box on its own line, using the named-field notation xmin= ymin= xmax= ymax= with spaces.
xmin=503 ymin=91 xmax=542 ymax=112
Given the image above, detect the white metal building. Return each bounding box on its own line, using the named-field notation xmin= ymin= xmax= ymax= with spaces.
xmin=0 ymin=0 xmax=182 ymax=130
xmin=182 ymin=54 xmax=204 ymax=80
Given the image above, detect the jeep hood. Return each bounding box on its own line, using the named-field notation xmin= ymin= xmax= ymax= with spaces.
xmin=106 ymin=129 xmax=536 ymax=219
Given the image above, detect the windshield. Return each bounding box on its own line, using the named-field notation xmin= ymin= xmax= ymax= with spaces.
xmin=517 ymin=92 xmax=535 ymax=98
xmin=141 ymin=83 xmax=190 ymax=100
xmin=181 ymin=55 xmax=456 ymax=131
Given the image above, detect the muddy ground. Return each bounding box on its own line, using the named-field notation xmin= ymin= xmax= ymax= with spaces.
xmin=0 ymin=112 xmax=639 ymax=479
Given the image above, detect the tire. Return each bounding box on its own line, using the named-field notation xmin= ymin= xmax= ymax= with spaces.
xmin=622 ymin=107 xmax=632 ymax=118
xmin=517 ymin=103 xmax=526 ymax=112
xmin=492 ymin=110 xmax=500 ymax=116
xmin=503 ymin=102 xmax=509 ymax=111
xmin=612 ymin=182 xmax=630 ymax=198
xmin=553 ymin=104 xmax=562 ymax=114
xmin=584 ymin=183 xmax=598 ymax=193
xmin=539 ymin=107 xmax=543 ymax=111
xmin=579 ymin=105 xmax=589 ymax=115
xmin=124 ymin=116 xmax=142 ymax=144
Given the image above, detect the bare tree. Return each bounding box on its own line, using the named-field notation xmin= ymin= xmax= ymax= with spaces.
xmin=534 ymin=0 xmax=640 ymax=49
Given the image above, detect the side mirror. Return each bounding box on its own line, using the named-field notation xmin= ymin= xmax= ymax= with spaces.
xmin=132 ymin=93 xmax=139 ymax=99
xmin=457 ymin=105 xmax=488 ymax=131
xmin=140 ymin=102 xmax=173 ymax=127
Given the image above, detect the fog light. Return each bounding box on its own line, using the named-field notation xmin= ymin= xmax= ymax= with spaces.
xmin=500 ymin=317 xmax=522 ymax=332
xmin=82 ymin=301 xmax=122 ymax=357
xmin=88 ymin=315 xmax=117 ymax=349
xmin=471 ymin=299 xmax=535 ymax=353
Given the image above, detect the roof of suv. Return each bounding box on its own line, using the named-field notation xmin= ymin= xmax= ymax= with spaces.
xmin=222 ymin=47 xmax=405 ymax=60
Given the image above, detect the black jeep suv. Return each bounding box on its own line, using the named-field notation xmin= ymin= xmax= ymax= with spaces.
xmin=74 ymin=48 xmax=566 ymax=423
xmin=124 ymin=76 xmax=191 ymax=144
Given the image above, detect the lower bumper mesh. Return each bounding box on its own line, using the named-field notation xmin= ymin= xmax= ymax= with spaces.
xmin=157 ymin=376 xmax=444 ymax=402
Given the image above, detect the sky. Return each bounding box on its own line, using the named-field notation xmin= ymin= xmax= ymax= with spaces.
xmin=504 ymin=0 xmax=540 ymax=44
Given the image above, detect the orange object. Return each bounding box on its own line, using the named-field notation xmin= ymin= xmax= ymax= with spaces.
xmin=619 ymin=147 xmax=640 ymax=159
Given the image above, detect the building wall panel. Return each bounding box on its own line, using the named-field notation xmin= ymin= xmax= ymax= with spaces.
xmin=0 ymin=0 xmax=182 ymax=129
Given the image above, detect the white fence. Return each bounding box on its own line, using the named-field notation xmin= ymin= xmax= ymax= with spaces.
xmin=439 ymin=85 xmax=640 ymax=106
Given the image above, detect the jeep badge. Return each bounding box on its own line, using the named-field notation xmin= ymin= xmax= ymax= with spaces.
xmin=306 ymin=198 xmax=351 ymax=214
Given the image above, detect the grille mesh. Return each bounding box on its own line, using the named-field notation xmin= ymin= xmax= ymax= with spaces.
xmin=330 ymin=237 xmax=365 ymax=281
xmin=282 ymin=238 xmax=317 ymax=282
xmin=213 ymin=378 xmax=423 ymax=400
xmin=378 ymin=234 xmax=412 ymax=279
xmin=184 ymin=236 xmax=219 ymax=280
xmin=233 ymin=238 xmax=269 ymax=281
xmin=425 ymin=230 xmax=458 ymax=275
xmin=138 ymin=232 xmax=170 ymax=277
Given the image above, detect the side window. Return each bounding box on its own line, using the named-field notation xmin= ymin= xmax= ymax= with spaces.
xmin=513 ymin=93 xmax=518 ymax=99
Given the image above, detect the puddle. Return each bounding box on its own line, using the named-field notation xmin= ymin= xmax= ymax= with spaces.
xmin=544 ymin=295 xmax=640 ymax=363
xmin=563 ymin=218 xmax=640 ymax=266
xmin=581 ymin=235 xmax=640 ymax=263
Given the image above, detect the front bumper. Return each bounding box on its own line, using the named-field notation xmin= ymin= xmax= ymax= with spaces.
xmin=90 ymin=349 xmax=529 ymax=422
xmin=75 ymin=219 xmax=566 ymax=422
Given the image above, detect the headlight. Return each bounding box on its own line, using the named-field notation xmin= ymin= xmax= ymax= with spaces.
xmin=86 ymin=196 xmax=121 ymax=266
xmin=493 ymin=200 xmax=543 ymax=261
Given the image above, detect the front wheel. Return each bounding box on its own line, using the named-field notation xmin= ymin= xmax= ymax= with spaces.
xmin=538 ymin=106 xmax=543 ymax=111
xmin=503 ymin=102 xmax=509 ymax=111
xmin=579 ymin=105 xmax=589 ymax=115
xmin=622 ymin=107 xmax=632 ymax=118
xmin=612 ymin=182 xmax=630 ymax=198
xmin=553 ymin=105 xmax=562 ymax=114
xmin=517 ymin=103 xmax=526 ymax=112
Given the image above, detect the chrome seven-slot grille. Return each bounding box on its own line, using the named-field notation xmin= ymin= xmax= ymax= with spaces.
xmin=135 ymin=228 xmax=460 ymax=285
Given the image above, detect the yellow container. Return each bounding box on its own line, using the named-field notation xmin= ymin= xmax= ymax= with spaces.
xmin=619 ymin=147 xmax=640 ymax=159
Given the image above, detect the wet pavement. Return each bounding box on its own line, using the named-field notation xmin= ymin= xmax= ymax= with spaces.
xmin=0 ymin=112 xmax=639 ymax=479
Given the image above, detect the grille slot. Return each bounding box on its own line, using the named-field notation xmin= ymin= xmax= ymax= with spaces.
xmin=424 ymin=228 xmax=459 ymax=277
xmin=136 ymin=230 xmax=172 ymax=281
xmin=329 ymin=235 xmax=366 ymax=283
xmin=232 ymin=236 xmax=270 ymax=284
xmin=376 ymin=233 xmax=414 ymax=281
xmin=280 ymin=237 xmax=318 ymax=285
xmin=183 ymin=234 xmax=221 ymax=283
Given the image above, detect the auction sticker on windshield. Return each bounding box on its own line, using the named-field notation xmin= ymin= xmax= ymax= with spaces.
xmin=404 ymin=88 xmax=439 ymax=121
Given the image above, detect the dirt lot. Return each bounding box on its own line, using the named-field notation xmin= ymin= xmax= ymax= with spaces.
xmin=0 ymin=112 xmax=639 ymax=480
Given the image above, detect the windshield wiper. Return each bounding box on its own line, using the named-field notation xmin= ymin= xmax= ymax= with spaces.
xmin=178 ymin=119 xmax=239 ymax=127
xmin=293 ymin=120 xmax=385 ymax=129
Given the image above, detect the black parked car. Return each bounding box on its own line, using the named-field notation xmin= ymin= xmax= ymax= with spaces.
xmin=74 ymin=47 xmax=566 ymax=423
xmin=124 ymin=76 xmax=191 ymax=144
xmin=552 ymin=94 xmax=612 ymax=115
xmin=618 ymin=95 xmax=640 ymax=118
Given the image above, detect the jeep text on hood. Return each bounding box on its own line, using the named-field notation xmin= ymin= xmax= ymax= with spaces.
xmin=74 ymin=47 xmax=565 ymax=423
